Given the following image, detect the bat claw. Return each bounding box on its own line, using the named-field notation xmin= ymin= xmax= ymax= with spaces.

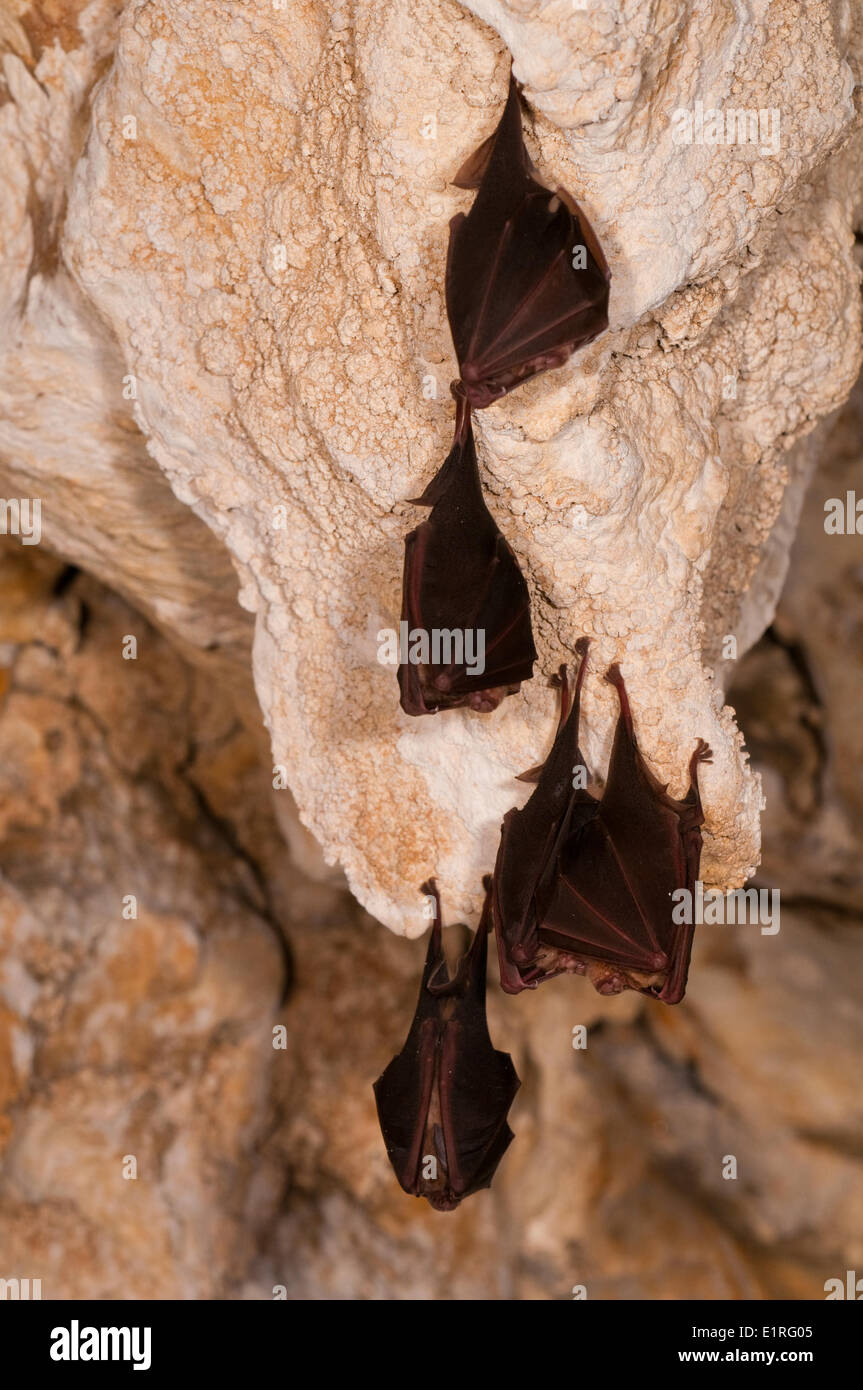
xmin=549 ymin=665 xmax=567 ymax=690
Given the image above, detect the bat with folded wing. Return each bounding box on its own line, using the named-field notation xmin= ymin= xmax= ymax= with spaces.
xmin=493 ymin=640 xmax=712 ymax=1003
xmin=374 ymin=879 xmax=520 ymax=1210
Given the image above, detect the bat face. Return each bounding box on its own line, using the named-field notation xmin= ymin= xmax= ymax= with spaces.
xmin=493 ymin=642 xmax=712 ymax=1003
xmin=373 ymin=880 xmax=520 ymax=1211
xmin=446 ymin=74 xmax=611 ymax=409
xmin=398 ymin=394 xmax=537 ymax=716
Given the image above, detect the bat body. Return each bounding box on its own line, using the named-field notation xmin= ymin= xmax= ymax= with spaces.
xmin=398 ymin=389 xmax=536 ymax=715
xmin=373 ymin=880 xmax=520 ymax=1210
xmin=397 ymin=72 xmax=610 ymax=717
xmin=446 ymin=73 xmax=611 ymax=409
xmin=493 ymin=641 xmax=712 ymax=1003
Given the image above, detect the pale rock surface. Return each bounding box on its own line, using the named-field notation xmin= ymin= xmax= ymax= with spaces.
xmin=1 ymin=0 xmax=863 ymax=1305
xmin=0 ymin=0 xmax=862 ymax=940
xmin=1 ymin=495 xmax=861 ymax=1298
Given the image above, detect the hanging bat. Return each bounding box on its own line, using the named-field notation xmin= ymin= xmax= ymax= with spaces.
xmin=398 ymin=386 xmax=537 ymax=715
xmin=373 ymin=878 xmax=520 ymax=1210
xmin=493 ymin=640 xmax=712 ymax=1003
xmin=446 ymin=72 xmax=611 ymax=409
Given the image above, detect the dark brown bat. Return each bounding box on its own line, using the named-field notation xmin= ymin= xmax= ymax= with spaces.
xmin=373 ymin=878 xmax=520 ymax=1210
xmin=446 ymin=72 xmax=611 ymax=409
xmin=493 ymin=640 xmax=712 ymax=1003
xmin=398 ymin=387 xmax=536 ymax=715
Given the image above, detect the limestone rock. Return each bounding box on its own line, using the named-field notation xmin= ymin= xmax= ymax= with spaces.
xmin=2 ymin=391 xmax=863 ymax=1299
xmin=0 ymin=544 xmax=287 ymax=1298
xmin=2 ymin=2 xmax=862 ymax=933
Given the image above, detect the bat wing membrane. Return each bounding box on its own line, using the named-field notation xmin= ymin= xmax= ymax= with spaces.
xmin=373 ymin=1015 xmax=438 ymax=1194
xmin=439 ymin=904 xmax=520 ymax=1198
xmin=398 ymin=421 xmax=536 ymax=711
xmin=446 ymin=76 xmax=611 ymax=407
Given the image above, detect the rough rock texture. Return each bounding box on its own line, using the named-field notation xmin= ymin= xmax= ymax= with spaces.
xmin=0 ymin=1 xmax=251 ymax=668
xmin=2 ymin=2 xmax=862 ymax=933
xmin=2 ymin=354 xmax=862 ymax=1295
xmin=0 ymin=546 xmax=287 ymax=1296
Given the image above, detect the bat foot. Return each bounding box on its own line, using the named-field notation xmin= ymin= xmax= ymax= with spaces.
xmin=549 ymin=665 xmax=567 ymax=689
